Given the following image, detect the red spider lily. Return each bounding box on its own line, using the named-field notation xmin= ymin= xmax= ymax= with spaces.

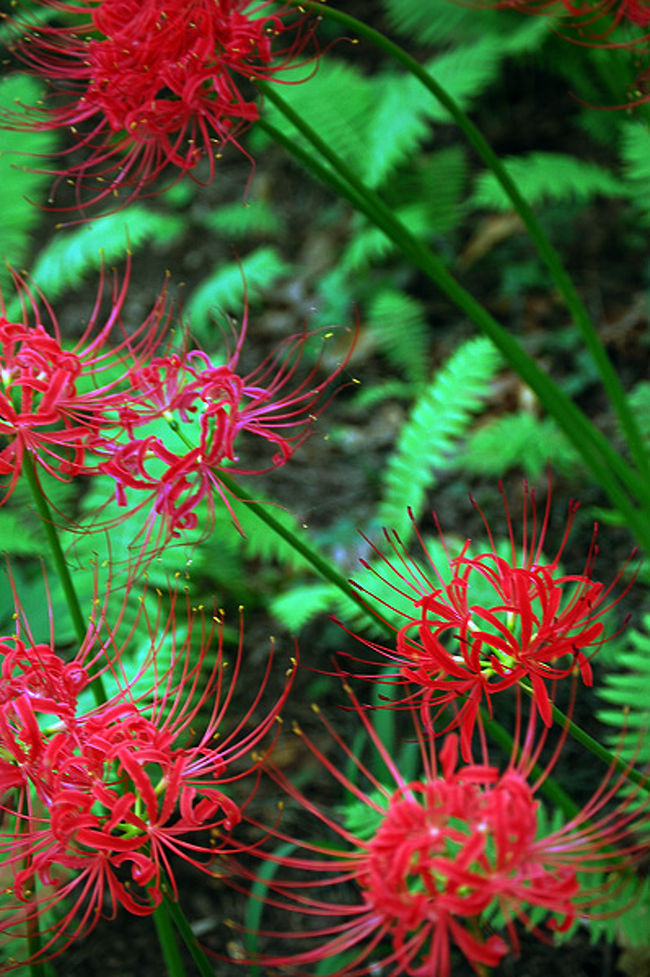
xmin=0 ymin=263 xmax=170 ymax=505
xmin=0 ymin=566 xmax=295 ymax=968
xmin=93 ymin=314 xmax=358 ymax=551
xmin=5 ymin=0 xmax=314 ymax=211
xmin=341 ymin=482 xmax=632 ymax=760
xmin=478 ymin=0 xmax=650 ymax=42
xmin=231 ymin=682 xmax=649 ymax=977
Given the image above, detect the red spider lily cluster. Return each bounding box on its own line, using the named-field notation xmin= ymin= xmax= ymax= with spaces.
xmin=0 ymin=570 xmax=294 ymax=966
xmin=0 ymin=265 xmax=355 ymax=556
xmin=341 ymin=485 xmax=633 ymax=760
xmin=232 ymin=682 xmax=649 ymax=977
xmin=486 ymin=0 xmax=650 ymax=33
xmin=222 ymin=489 xmax=645 ymax=977
xmin=0 ymin=265 xmax=169 ymax=502
xmin=4 ymin=0 xmax=313 ymax=209
xmin=0 ymin=0 xmax=648 ymax=974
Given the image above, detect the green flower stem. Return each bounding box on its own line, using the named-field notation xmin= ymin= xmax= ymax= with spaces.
xmin=21 ymin=454 xmax=107 ymax=706
xmin=26 ymin=903 xmax=47 ymax=977
xmin=162 ymin=894 xmax=215 ymax=977
xmin=217 ymin=472 xmax=389 ymax=629
xmin=255 ymin=103 xmax=650 ymax=552
xmin=290 ymin=0 xmax=650 ymax=486
xmin=154 ymin=903 xmax=188 ymax=977
xmin=218 ymin=473 xmax=644 ymax=811
xmin=523 ymin=685 xmax=650 ymax=794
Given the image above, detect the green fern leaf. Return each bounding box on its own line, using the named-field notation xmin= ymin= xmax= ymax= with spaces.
xmin=596 ymin=614 xmax=650 ymax=769
xmin=262 ymin=59 xmax=373 ymax=172
xmin=270 ymin=582 xmax=337 ymax=631
xmin=382 ymin=0 xmax=547 ymax=49
xmin=351 ymin=380 xmax=413 ymax=410
xmin=24 ymin=207 xmax=184 ymax=305
xmin=366 ymin=289 xmax=429 ymax=386
xmin=362 ymin=72 xmax=437 ymax=191
xmin=456 ymin=411 xmax=579 ymax=479
xmin=342 ymin=203 xmax=432 ymax=273
xmin=379 ymin=336 xmax=502 ymax=543
xmin=470 ymin=152 xmax=626 ymax=211
xmin=423 ymin=40 xmax=502 ymax=123
xmin=203 ymin=198 xmax=285 ymax=239
xmin=415 ymin=147 xmax=467 ymax=235
xmin=186 ymin=247 xmax=290 ymax=336
xmin=621 ymin=122 xmax=650 ymax=223
xmin=0 ymin=74 xmax=59 ymax=292
xmin=227 ymin=495 xmax=315 ymax=574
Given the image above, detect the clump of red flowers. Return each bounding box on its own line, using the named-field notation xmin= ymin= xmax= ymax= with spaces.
xmin=231 ymin=681 xmax=649 ymax=977
xmin=4 ymin=0 xmax=313 ymax=209
xmin=95 ymin=313 xmax=357 ymax=551
xmin=0 ymin=263 xmax=169 ymax=505
xmin=0 ymin=261 xmax=356 ymax=558
xmin=343 ymin=483 xmax=632 ymax=760
xmin=480 ymin=0 xmax=650 ymax=40
xmin=0 ymin=566 xmax=294 ymax=968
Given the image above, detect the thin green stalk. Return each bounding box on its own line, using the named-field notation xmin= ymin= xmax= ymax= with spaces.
xmin=217 ymin=474 xmax=646 ymax=808
xmin=21 ymin=454 xmax=107 ymax=706
xmin=153 ymin=903 xmax=188 ymax=977
xmin=527 ymin=688 xmax=650 ymax=793
xmin=163 ymin=894 xmax=215 ymax=977
xmin=26 ymin=903 xmax=45 ymax=977
xmin=292 ymin=0 xmax=650 ymax=485
xmin=255 ymin=101 xmax=650 ymax=551
xmin=218 ymin=472 xmax=388 ymax=629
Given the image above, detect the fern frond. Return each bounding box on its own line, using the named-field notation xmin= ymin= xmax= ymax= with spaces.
xmin=362 ymin=72 xmax=436 ymax=191
xmin=596 ymin=613 xmax=650 ymax=769
xmin=262 ymin=59 xmax=373 ymax=172
xmin=456 ymin=411 xmax=579 ymax=479
xmin=378 ymin=337 xmax=502 ymax=543
xmin=270 ymin=582 xmax=338 ymax=631
xmin=423 ymin=40 xmax=502 ymax=123
xmin=351 ymin=380 xmax=412 ymax=410
xmin=470 ymin=152 xmax=626 ymax=212
xmin=24 ymin=207 xmax=183 ymax=305
xmin=628 ymin=381 xmax=650 ymax=444
xmin=381 ymin=0 xmax=545 ymax=49
xmin=227 ymin=495 xmax=316 ymax=574
xmin=620 ymin=122 xmax=650 ymax=223
xmin=415 ymin=146 xmax=467 ymax=235
xmin=186 ymin=246 xmax=290 ymax=335
xmin=0 ymin=74 xmax=59 ymax=293
xmin=203 ymin=198 xmax=285 ymax=239
xmin=366 ymin=289 xmax=429 ymax=386
xmin=342 ymin=204 xmax=432 ymax=273
xmin=264 ymin=44 xmax=498 ymax=192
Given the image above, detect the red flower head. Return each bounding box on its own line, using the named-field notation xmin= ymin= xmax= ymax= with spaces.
xmin=343 ymin=482 xmax=632 ymax=760
xmin=478 ymin=0 xmax=650 ymax=42
xmin=0 ymin=566 xmax=295 ymax=968
xmin=0 ymin=262 xmax=170 ymax=505
xmin=93 ymin=312 xmax=357 ymax=554
xmin=232 ymin=683 xmax=650 ymax=977
xmin=6 ymin=0 xmax=314 ymax=210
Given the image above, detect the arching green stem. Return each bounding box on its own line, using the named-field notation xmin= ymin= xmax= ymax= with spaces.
xmin=162 ymin=894 xmax=216 ymax=977
xmin=216 ymin=473 xmax=646 ymax=806
xmin=153 ymin=903 xmax=188 ymax=977
xmin=282 ymin=0 xmax=650 ymax=486
xmin=255 ymin=95 xmax=650 ymax=552
xmin=217 ymin=471 xmax=389 ymax=629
